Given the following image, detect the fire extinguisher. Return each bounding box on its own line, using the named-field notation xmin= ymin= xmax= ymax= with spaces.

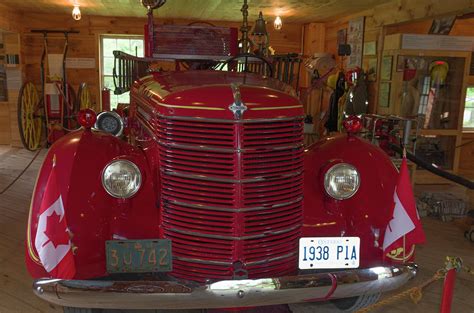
xmin=102 ymin=87 xmax=111 ymax=112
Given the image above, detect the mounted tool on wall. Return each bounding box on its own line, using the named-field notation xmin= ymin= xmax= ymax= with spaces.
xmin=17 ymin=29 xmax=81 ymax=150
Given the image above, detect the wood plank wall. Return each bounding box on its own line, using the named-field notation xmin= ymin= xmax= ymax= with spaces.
xmin=0 ymin=3 xmax=22 ymax=145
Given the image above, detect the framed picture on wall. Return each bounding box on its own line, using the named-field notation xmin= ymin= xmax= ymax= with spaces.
xmin=381 ymin=55 xmax=393 ymax=81
xmin=347 ymin=16 xmax=365 ymax=68
xmin=363 ymin=41 xmax=376 ymax=56
xmin=429 ymin=15 xmax=456 ymax=35
xmin=337 ymin=28 xmax=347 ymax=46
xmin=379 ymin=82 xmax=391 ymax=108
xmin=363 ymin=57 xmax=377 ymax=82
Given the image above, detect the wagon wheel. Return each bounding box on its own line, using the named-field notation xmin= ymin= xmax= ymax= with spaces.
xmin=17 ymin=82 xmax=43 ymax=151
xmin=62 ymin=83 xmax=80 ymax=131
xmin=77 ymin=83 xmax=93 ymax=110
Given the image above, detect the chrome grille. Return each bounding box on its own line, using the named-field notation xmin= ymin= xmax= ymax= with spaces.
xmin=157 ymin=116 xmax=304 ymax=282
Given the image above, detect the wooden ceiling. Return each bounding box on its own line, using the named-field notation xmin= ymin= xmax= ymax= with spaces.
xmin=1 ymin=0 xmax=394 ymax=23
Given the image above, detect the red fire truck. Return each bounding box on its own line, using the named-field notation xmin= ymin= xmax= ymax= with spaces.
xmin=26 ymin=1 xmax=416 ymax=312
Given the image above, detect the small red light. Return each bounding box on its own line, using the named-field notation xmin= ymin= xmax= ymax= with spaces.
xmin=77 ymin=109 xmax=97 ymax=129
xmin=343 ymin=115 xmax=363 ymax=134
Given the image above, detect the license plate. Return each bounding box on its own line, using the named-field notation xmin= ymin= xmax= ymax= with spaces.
xmin=106 ymin=239 xmax=172 ymax=273
xmin=298 ymin=237 xmax=360 ymax=269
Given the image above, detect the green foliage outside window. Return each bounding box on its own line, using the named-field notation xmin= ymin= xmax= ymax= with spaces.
xmin=463 ymin=87 xmax=474 ymax=129
xmin=101 ymin=36 xmax=144 ymax=109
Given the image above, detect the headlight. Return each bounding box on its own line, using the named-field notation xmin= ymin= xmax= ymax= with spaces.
xmin=324 ymin=163 xmax=360 ymax=200
xmin=102 ymin=160 xmax=141 ymax=198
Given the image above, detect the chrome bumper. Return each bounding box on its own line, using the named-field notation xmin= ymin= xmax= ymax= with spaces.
xmin=33 ymin=264 xmax=417 ymax=309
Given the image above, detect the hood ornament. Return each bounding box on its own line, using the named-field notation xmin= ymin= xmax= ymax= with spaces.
xmin=229 ymin=83 xmax=248 ymax=119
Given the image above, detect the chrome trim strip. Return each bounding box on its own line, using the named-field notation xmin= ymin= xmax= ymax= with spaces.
xmin=160 ymin=114 xmax=305 ymax=124
xmin=133 ymin=93 xmax=304 ymax=124
xmin=250 ymin=105 xmax=302 ymax=111
xmin=160 ymin=141 xmax=236 ymax=153
xmin=136 ymin=116 xmax=158 ymax=141
xmin=159 ymin=141 xmax=304 ymax=153
xmin=168 ymin=224 xmax=301 ymax=240
xmin=137 ymin=106 xmax=152 ymax=121
xmin=166 ymin=197 xmax=303 ymax=213
xmin=245 ymin=252 xmax=297 ymax=266
xmin=151 ymin=99 xmax=227 ymax=111
xmin=173 ymin=252 xmax=296 ymax=267
xmin=162 ymin=169 xmax=303 ymax=184
xmin=32 ymin=264 xmax=417 ymax=310
xmin=174 ymin=256 xmax=232 ymax=266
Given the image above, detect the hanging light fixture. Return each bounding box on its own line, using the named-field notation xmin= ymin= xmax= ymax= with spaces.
xmin=251 ymin=12 xmax=269 ymax=56
xmin=72 ymin=2 xmax=81 ymax=21
xmin=274 ymin=16 xmax=282 ymax=30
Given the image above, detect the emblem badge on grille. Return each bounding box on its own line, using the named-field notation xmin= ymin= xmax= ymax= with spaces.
xmin=229 ymin=83 xmax=248 ymax=119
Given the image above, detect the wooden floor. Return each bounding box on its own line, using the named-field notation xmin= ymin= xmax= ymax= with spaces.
xmin=0 ymin=145 xmax=473 ymax=313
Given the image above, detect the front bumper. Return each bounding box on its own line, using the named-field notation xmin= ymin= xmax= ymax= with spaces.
xmin=33 ymin=264 xmax=417 ymax=309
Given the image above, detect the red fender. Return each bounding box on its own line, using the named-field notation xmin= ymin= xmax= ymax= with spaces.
xmin=25 ymin=129 xmax=159 ymax=279
xmin=302 ymin=134 xmax=398 ymax=268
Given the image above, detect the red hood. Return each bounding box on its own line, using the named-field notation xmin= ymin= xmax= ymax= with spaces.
xmin=132 ymin=71 xmax=303 ymax=120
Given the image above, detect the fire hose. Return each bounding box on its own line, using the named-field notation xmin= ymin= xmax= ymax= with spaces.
xmin=389 ymin=143 xmax=474 ymax=190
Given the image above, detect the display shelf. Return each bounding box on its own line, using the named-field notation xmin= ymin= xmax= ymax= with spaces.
xmin=379 ymin=34 xmax=472 ymax=174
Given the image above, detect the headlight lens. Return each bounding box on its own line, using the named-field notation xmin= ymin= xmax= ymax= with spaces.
xmin=324 ymin=163 xmax=360 ymax=200
xmin=102 ymin=160 xmax=141 ymax=198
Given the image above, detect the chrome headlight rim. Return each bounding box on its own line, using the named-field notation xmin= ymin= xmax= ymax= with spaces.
xmin=101 ymin=159 xmax=142 ymax=199
xmin=324 ymin=162 xmax=360 ymax=200
xmin=94 ymin=111 xmax=124 ymax=137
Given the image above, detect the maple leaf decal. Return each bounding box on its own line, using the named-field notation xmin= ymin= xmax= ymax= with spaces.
xmin=43 ymin=211 xmax=70 ymax=248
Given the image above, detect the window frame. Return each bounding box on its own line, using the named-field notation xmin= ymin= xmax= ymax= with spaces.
xmin=463 ymin=86 xmax=474 ymax=131
xmin=99 ymin=34 xmax=144 ymax=110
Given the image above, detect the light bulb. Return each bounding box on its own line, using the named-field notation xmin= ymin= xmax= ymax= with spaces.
xmin=274 ymin=16 xmax=282 ymax=30
xmin=72 ymin=5 xmax=81 ymax=21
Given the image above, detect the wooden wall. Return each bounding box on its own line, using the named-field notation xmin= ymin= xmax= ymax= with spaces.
xmin=323 ymin=13 xmax=383 ymax=115
xmin=0 ymin=3 xmax=22 ymax=145
xmin=459 ymin=132 xmax=474 ymax=174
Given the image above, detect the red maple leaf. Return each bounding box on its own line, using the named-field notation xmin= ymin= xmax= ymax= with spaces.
xmin=43 ymin=211 xmax=70 ymax=249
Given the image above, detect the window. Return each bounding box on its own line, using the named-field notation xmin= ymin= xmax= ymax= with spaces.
xmin=463 ymin=87 xmax=474 ymax=129
xmin=100 ymin=35 xmax=144 ymax=109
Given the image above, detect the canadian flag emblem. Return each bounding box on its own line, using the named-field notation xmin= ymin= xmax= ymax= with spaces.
xmin=34 ymin=156 xmax=76 ymax=279
xmin=383 ymin=155 xmax=425 ymax=261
